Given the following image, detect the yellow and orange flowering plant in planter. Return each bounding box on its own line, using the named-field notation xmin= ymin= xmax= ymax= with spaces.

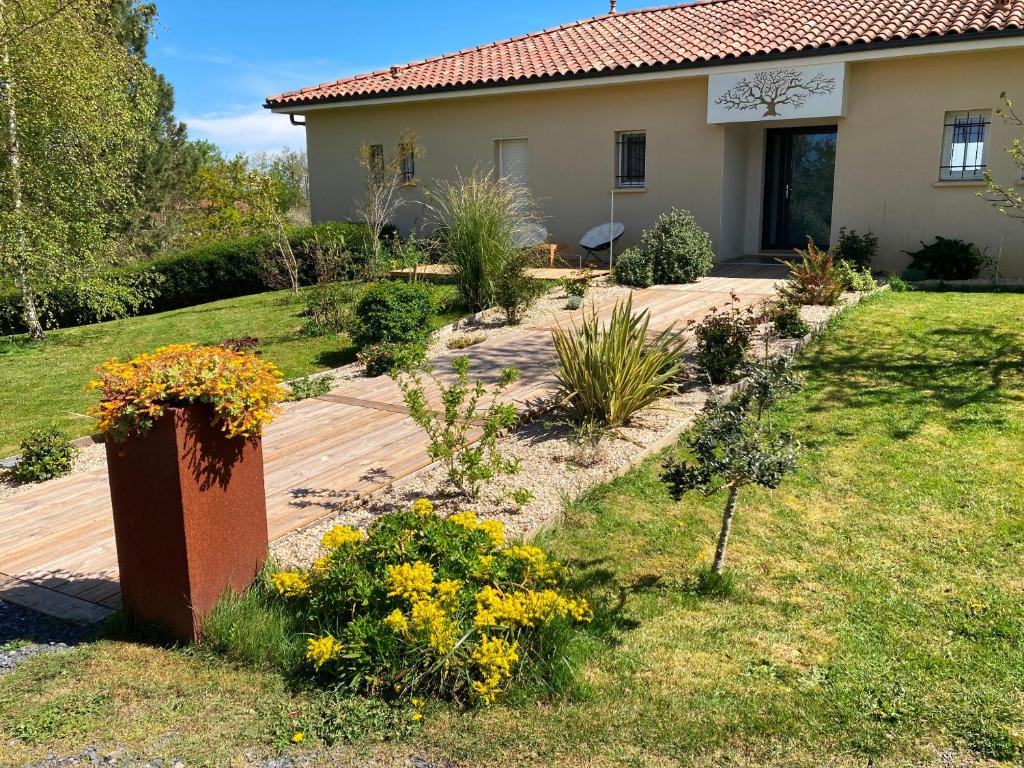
xmin=88 ymin=343 xmax=285 ymax=441
xmin=269 ymin=500 xmax=592 ymax=706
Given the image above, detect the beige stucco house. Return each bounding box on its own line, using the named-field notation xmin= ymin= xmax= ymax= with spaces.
xmin=267 ymin=0 xmax=1024 ymax=275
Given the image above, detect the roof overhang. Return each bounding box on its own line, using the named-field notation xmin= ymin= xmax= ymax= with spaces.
xmin=267 ymin=31 xmax=1024 ymax=114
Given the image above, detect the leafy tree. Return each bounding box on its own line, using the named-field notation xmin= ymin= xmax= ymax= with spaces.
xmin=661 ymin=356 xmax=801 ymax=575
xmin=0 ymin=0 xmax=158 ymax=339
xmin=982 ymin=92 xmax=1023 ymax=222
xmin=252 ymin=148 xmax=309 ymax=220
xmin=107 ymin=0 xmax=201 ymax=254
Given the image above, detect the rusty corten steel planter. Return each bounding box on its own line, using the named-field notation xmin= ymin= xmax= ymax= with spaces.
xmin=105 ymin=403 xmax=269 ymax=643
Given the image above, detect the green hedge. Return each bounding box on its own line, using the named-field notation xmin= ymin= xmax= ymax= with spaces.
xmin=0 ymin=222 xmax=392 ymax=335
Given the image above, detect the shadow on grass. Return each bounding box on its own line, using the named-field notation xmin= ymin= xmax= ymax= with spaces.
xmin=799 ymin=319 xmax=1024 ymax=438
xmin=314 ymin=348 xmax=358 ymax=369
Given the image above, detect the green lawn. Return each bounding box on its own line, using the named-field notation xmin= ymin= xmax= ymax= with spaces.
xmin=0 ymin=286 xmax=462 ymax=457
xmin=1 ymin=291 xmax=1022 ymax=767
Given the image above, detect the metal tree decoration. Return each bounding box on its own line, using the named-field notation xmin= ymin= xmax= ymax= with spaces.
xmin=715 ymin=69 xmax=836 ymax=117
xmin=662 ymin=356 xmax=801 ymax=574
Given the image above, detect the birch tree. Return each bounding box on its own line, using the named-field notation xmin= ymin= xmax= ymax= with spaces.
xmin=0 ymin=0 xmax=157 ymax=339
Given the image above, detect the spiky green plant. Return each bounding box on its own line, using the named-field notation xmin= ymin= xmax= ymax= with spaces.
xmin=427 ymin=170 xmax=537 ymax=313
xmin=551 ymin=297 xmax=687 ymax=429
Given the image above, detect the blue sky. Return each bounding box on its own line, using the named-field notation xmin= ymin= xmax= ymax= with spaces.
xmin=149 ymin=0 xmax=652 ymax=156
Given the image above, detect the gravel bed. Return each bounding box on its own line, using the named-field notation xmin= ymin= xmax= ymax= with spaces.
xmin=271 ymin=292 xmax=862 ymax=570
xmin=0 ymin=442 xmax=107 ymax=502
xmin=0 ymin=599 xmax=94 ymax=677
xmin=428 ymin=277 xmax=631 ymax=356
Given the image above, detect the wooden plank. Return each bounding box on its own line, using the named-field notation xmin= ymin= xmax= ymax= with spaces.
xmin=0 ymin=572 xmax=113 ymax=624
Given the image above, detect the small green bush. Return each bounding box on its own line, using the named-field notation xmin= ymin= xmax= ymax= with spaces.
xmin=612 ymin=248 xmax=654 ymax=288
xmin=888 ymin=275 xmax=914 ymax=292
xmin=904 ymin=236 xmax=985 ymax=281
xmin=834 ymin=259 xmax=876 ymax=292
xmin=831 ymin=227 xmax=878 ymax=269
xmin=351 ymin=281 xmax=435 ymax=348
xmin=779 ymin=239 xmax=844 ymax=306
xmin=288 ymin=375 xmax=333 ymax=401
xmin=257 ymin=501 xmax=591 ymax=705
xmin=552 ymin=297 xmax=686 ymax=430
xmin=358 ymin=341 xmax=427 ymax=377
xmin=301 ymin=282 xmax=360 ymax=337
xmin=559 ymin=275 xmax=589 ymax=298
xmin=769 ymin=301 xmax=810 ymax=339
xmin=11 ymin=426 xmax=78 ymax=483
xmin=639 ymin=208 xmax=715 ymax=285
xmin=398 ymin=357 xmax=523 ymax=500
xmin=693 ymin=294 xmax=757 ymax=385
xmin=493 ymin=250 xmax=543 ymax=325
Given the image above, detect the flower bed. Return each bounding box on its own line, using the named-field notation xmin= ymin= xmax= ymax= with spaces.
xmin=264 ymin=499 xmax=590 ymax=705
xmin=272 ymin=289 xmax=876 ymax=565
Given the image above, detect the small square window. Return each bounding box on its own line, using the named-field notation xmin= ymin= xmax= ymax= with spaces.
xmin=939 ymin=111 xmax=990 ymax=181
xmin=400 ymin=144 xmax=415 ymax=183
xmin=616 ymin=131 xmax=646 ymax=188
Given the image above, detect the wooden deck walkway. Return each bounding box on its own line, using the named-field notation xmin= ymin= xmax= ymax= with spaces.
xmin=0 ymin=263 xmax=786 ymax=623
xmin=388 ymin=264 xmax=610 ymax=281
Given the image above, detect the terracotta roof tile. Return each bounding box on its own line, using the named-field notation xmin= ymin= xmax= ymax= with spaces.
xmin=266 ymin=0 xmax=1024 ymax=107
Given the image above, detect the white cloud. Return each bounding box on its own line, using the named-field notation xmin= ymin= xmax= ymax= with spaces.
xmin=181 ymin=109 xmax=305 ymax=156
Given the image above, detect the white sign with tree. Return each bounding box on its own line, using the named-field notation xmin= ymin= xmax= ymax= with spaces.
xmin=707 ymin=63 xmax=846 ymax=124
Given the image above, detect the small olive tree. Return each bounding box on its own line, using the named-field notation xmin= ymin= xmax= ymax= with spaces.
xmin=662 ymin=356 xmax=801 ymax=574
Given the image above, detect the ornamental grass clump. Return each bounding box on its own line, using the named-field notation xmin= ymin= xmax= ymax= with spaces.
xmin=427 ymin=170 xmax=538 ymax=313
xmin=266 ymin=499 xmax=591 ymax=706
xmin=552 ymin=297 xmax=686 ymax=430
xmin=88 ymin=343 xmax=285 ymax=441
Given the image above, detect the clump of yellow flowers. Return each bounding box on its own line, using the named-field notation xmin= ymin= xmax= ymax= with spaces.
xmin=306 ymin=634 xmax=343 ymax=669
xmin=266 ymin=498 xmax=590 ymax=706
xmin=89 ymin=343 xmax=284 ymax=441
xmin=320 ymin=525 xmax=362 ymax=549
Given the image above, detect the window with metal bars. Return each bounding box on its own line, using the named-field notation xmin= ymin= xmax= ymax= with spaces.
xmin=939 ymin=111 xmax=991 ymax=181
xmin=368 ymin=144 xmax=384 ymax=181
xmin=616 ymin=131 xmax=646 ymax=187
xmin=399 ymin=144 xmax=415 ymax=183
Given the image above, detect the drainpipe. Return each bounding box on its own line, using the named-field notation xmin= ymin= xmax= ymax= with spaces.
xmin=289 ymin=114 xmax=306 ymax=126
xmin=609 ymin=189 xmax=616 ymax=270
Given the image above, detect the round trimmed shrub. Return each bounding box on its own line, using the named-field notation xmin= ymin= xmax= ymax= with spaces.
xmin=352 ymin=281 xmax=435 ymax=348
xmin=612 ymin=248 xmax=654 ymax=288
xmin=11 ymin=426 xmax=78 ymax=483
xmin=639 ymin=208 xmax=714 ymax=285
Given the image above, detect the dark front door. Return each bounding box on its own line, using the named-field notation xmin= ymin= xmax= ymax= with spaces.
xmin=761 ymin=126 xmax=838 ymax=251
